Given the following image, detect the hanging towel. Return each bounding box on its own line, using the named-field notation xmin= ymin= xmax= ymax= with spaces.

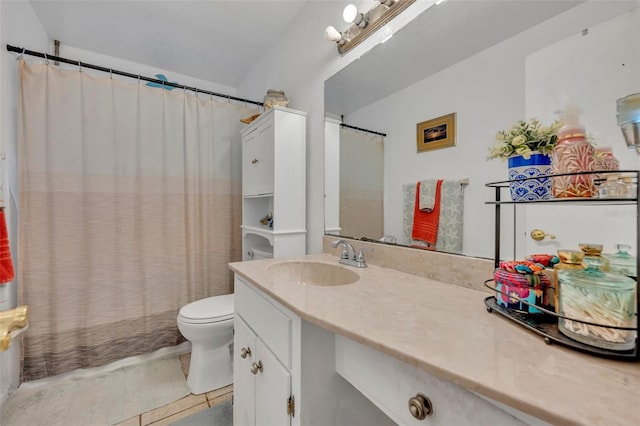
xmin=0 ymin=209 xmax=14 ymax=284
xmin=418 ymin=179 xmax=438 ymax=211
xmin=435 ymin=180 xmax=465 ymax=253
xmin=411 ymin=180 xmax=443 ymax=245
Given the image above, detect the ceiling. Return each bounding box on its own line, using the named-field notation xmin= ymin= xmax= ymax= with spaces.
xmin=325 ymin=0 xmax=585 ymax=116
xmin=28 ymin=0 xmax=309 ymax=88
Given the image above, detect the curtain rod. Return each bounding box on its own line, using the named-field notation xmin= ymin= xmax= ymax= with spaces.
xmin=6 ymin=44 xmax=264 ymax=107
xmin=340 ymin=123 xmax=386 ymax=137
xmin=339 ymin=117 xmax=386 ymax=137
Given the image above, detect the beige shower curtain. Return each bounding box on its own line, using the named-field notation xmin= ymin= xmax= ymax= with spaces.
xmin=17 ymin=60 xmax=255 ymax=381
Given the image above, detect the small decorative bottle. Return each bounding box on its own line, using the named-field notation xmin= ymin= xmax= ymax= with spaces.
xmin=551 ymin=106 xmax=596 ymax=198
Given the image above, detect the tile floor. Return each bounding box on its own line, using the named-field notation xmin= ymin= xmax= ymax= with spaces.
xmin=115 ymin=353 xmax=233 ymax=426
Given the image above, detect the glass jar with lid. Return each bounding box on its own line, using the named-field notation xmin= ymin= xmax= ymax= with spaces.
xmin=602 ymin=244 xmax=637 ymax=278
xmin=592 ymin=146 xmax=620 ymax=178
xmin=553 ymin=249 xmax=584 ymax=311
xmin=557 ymin=257 xmax=637 ymax=351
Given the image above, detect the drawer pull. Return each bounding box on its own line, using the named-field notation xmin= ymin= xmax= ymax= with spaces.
xmin=250 ymin=360 xmax=263 ymax=375
xmin=408 ymin=393 xmax=433 ymax=420
xmin=240 ymin=347 xmax=251 ymax=359
xmin=251 ymin=159 xmax=259 ymax=164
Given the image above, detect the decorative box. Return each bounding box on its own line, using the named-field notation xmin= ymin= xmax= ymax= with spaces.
xmin=494 ymin=268 xmax=551 ymax=314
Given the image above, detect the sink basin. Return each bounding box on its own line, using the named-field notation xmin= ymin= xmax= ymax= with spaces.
xmin=267 ymin=261 xmax=360 ymax=286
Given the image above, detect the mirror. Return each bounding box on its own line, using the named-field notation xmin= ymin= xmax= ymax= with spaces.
xmin=325 ymin=0 xmax=640 ymax=260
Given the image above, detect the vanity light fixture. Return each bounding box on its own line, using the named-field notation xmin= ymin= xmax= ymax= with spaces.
xmin=343 ymin=4 xmax=368 ymax=28
xmin=326 ymin=0 xmax=416 ymax=55
xmin=324 ymin=25 xmax=348 ymax=46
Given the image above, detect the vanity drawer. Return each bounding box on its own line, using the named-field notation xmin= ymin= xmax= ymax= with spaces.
xmin=235 ymin=276 xmax=292 ymax=368
xmin=335 ymin=335 xmax=525 ymax=426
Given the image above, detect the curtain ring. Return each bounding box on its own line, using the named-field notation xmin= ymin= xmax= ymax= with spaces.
xmin=77 ymin=60 xmax=82 ymax=72
xmin=18 ymin=48 xmax=25 ymax=60
xmin=43 ymin=53 xmax=49 ymax=65
xmin=162 ymin=79 xmax=165 ymax=89
xmin=137 ymin=75 xmax=141 ymax=85
xmin=227 ymin=95 xmax=231 ymax=104
xmin=109 ymin=68 xmax=113 ymax=79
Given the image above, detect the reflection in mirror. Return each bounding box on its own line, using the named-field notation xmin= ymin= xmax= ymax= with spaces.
xmin=325 ymin=0 xmax=640 ymax=260
xmin=339 ymin=127 xmax=384 ymax=240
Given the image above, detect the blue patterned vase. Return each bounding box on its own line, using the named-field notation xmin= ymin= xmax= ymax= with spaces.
xmin=508 ymin=152 xmax=552 ymax=202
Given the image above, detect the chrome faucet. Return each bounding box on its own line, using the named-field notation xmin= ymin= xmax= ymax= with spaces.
xmin=331 ymin=239 xmax=367 ymax=268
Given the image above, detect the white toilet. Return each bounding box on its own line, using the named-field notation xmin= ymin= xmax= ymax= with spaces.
xmin=177 ymin=294 xmax=234 ymax=395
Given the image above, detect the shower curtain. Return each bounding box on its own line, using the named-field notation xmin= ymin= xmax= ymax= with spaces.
xmin=339 ymin=127 xmax=384 ymax=239
xmin=17 ymin=60 xmax=255 ymax=381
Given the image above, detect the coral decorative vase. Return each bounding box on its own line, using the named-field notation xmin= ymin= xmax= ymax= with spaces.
xmin=508 ymin=152 xmax=552 ymax=202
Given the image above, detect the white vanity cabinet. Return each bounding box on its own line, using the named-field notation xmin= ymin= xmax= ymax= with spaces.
xmin=335 ymin=335 xmax=535 ymax=426
xmin=240 ymin=106 xmax=306 ymax=261
xmin=233 ymin=276 xmax=297 ymax=426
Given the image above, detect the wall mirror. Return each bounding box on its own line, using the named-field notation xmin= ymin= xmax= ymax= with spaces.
xmin=325 ymin=0 xmax=640 ymax=260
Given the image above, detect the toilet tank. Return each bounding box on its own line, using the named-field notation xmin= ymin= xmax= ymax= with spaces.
xmin=251 ymin=245 xmax=273 ymax=260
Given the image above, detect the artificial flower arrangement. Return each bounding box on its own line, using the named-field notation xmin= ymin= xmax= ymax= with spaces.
xmin=488 ymin=118 xmax=563 ymax=161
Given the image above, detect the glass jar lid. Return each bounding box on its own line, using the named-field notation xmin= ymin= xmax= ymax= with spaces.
xmin=557 ymin=249 xmax=584 ymax=265
xmin=603 ymin=244 xmax=637 ymax=277
xmin=558 ymin=256 xmax=635 ymax=290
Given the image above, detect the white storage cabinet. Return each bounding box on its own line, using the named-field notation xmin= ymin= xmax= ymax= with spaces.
xmin=241 ymin=106 xmax=306 ymax=260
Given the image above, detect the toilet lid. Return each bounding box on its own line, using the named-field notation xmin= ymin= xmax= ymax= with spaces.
xmin=179 ymin=294 xmax=234 ymax=323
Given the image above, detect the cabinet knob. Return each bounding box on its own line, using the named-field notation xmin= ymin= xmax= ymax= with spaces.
xmin=240 ymin=347 xmax=251 ymax=359
xmin=251 ymin=158 xmax=259 ymax=164
xmin=530 ymin=228 xmax=556 ymax=241
xmin=250 ymin=360 xmax=263 ymax=375
xmin=408 ymin=393 xmax=432 ymax=420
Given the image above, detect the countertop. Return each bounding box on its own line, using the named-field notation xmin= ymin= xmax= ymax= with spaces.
xmin=229 ymin=253 xmax=640 ymax=426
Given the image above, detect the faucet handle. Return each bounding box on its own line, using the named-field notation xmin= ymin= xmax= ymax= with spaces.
xmin=355 ymin=248 xmax=368 ymax=267
xmin=339 ymin=246 xmax=350 ymax=260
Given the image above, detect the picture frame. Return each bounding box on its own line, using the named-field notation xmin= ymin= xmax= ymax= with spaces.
xmin=416 ymin=112 xmax=457 ymax=153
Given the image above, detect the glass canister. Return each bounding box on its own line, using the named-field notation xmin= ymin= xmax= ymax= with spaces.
xmin=551 ymin=107 xmax=596 ymax=198
xmin=553 ymin=249 xmax=585 ymax=311
xmin=592 ymin=146 xmax=620 ymax=178
xmin=603 ymin=244 xmax=637 ymax=278
xmin=557 ymin=257 xmax=637 ymax=351
xmin=579 ymin=243 xmax=609 ymax=271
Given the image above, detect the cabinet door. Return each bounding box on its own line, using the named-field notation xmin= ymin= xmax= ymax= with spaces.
xmin=242 ymin=130 xmax=259 ymax=196
xmin=256 ymin=120 xmax=274 ymax=195
xmin=233 ymin=317 xmax=256 ymax=426
xmin=255 ymin=337 xmax=291 ymax=426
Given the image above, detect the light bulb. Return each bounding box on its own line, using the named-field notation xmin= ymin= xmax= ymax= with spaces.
xmin=343 ymin=4 xmax=358 ymax=23
xmin=324 ymin=26 xmax=342 ymax=42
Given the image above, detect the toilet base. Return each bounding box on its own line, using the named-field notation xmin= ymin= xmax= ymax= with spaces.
xmin=187 ymin=340 xmax=233 ymax=395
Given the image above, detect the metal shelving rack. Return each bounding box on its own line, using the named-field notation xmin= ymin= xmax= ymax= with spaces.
xmin=483 ymin=169 xmax=639 ymax=361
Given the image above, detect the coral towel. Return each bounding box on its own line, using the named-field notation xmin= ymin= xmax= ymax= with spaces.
xmin=0 ymin=209 xmax=14 ymax=284
xmin=411 ymin=180 xmax=443 ymax=246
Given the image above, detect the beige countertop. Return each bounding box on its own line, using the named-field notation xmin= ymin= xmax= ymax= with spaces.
xmin=229 ymin=253 xmax=640 ymax=426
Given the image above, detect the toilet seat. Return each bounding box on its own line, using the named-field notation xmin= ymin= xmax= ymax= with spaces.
xmin=178 ymin=294 xmax=234 ymax=324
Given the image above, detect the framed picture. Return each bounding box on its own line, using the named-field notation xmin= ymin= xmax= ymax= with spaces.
xmin=416 ymin=113 xmax=456 ymax=153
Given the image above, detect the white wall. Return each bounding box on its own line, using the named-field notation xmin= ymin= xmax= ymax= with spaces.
xmin=237 ymin=0 xmax=437 ymax=254
xmin=341 ymin=1 xmax=640 ymax=259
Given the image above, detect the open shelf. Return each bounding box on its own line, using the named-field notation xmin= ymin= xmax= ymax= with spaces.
xmin=484 ymin=169 xmax=639 ymax=361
